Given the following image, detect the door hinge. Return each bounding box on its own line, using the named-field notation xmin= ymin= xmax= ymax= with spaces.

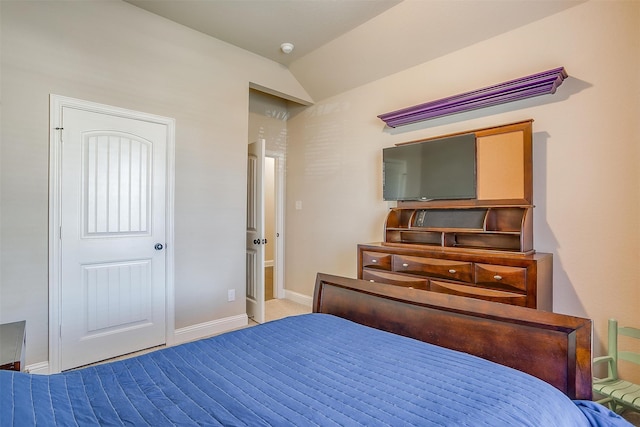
xmin=59 ymin=226 xmax=62 ymax=239
xmin=55 ymin=127 xmax=63 ymax=143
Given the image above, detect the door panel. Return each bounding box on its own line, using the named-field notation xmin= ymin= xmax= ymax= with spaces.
xmin=61 ymin=107 xmax=166 ymax=370
xmin=84 ymin=133 xmax=151 ymax=235
xmin=83 ymin=260 xmax=152 ymax=333
xmin=246 ymin=140 xmax=265 ymax=324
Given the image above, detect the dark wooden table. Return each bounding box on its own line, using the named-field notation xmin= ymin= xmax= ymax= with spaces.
xmin=0 ymin=321 xmax=26 ymax=371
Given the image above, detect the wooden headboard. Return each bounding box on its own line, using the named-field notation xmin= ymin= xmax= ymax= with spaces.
xmin=313 ymin=273 xmax=592 ymax=400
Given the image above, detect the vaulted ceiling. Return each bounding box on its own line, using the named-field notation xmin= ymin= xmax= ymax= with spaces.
xmin=124 ymin=0 xmax=583 ymax=102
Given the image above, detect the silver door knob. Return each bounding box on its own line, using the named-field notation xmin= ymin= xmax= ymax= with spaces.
xmin=154 ymin=243 xmax=164 ymax=250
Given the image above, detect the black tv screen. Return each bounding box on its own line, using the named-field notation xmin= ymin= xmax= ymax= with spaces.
xmin=383 ymin=133 xmax=477 ymax=201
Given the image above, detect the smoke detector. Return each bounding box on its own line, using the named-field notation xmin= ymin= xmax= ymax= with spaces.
xmin=280 ymin=42 xmax=294 ymax=54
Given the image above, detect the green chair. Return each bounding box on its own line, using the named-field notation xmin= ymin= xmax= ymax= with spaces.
xmin=592 ymin=319 xmax=640 ymax=413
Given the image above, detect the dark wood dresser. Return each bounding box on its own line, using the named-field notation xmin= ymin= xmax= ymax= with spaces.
xmin=0 ymin=321 xmax=26 ymax=372
xmin=364 ymin=120 xmax=553 ymax=310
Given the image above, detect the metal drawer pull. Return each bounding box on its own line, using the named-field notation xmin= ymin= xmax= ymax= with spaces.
xmin=448 ymin=269 xmax=456 ymax=274
xmin=494 ymin=275 xmax=503 ymax=281
xmin=372 ymin=259 xmax=377 ymax=263
xmin=402 ymin=263 xmax=409 ymax=267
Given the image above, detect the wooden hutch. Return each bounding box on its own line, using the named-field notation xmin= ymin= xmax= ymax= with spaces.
xmin=358 ymin=120 xmax=552 ymax=310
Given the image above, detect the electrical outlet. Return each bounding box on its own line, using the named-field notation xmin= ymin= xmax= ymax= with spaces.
xmin=227 ymin=289 xmax=235 ymax=302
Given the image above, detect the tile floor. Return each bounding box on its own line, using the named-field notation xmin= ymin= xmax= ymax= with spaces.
xmin=263 ymin=298 xmax=311 ymax=323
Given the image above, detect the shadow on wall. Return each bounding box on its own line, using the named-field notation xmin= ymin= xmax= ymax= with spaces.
xmin=532 ymin=129 xmax=589 ymax=325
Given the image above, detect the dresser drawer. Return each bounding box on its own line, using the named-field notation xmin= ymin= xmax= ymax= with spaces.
xmin=393 ymin=255 xmax=473 ymax=282
xmin=361 ymin=251 xmax=392 ymax=270
xmin=430 ymin=280 xmax=527 ymax=306
xmin=357 ymin=243 xmax=552 ymax=310
xmin=362 ymin=269 xmax=429 ymax=290
xmin=475 ymin=264 xmax=527 ymax=292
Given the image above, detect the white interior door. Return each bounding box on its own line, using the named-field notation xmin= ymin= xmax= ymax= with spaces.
xmin=246 ymin=140 xmax=265 ymax=324
xmin=59 ymin=107 xmax=167 ymax=370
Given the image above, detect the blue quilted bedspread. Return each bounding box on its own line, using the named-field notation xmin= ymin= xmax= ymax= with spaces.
xmin=0 ymin=314 xmax=631 ymax=426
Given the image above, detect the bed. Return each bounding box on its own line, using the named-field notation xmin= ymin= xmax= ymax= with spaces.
xmin=0 ymin=273 xmax=631 ymax=426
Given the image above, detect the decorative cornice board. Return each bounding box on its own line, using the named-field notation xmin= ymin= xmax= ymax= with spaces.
xmin=378 ymin=67 xmax=567 ymax=128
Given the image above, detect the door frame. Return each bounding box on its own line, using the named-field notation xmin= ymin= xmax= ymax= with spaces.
xmin=48 ymin=94 xmax=176 ymax=373
xmin=265 ymin=151 xmax=285 ymax=299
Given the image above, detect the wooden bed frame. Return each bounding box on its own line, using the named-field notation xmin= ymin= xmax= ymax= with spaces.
xmin=313 ymin=273 xmax=592 ymax=400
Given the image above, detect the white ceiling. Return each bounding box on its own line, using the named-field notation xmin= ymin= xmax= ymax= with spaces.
xmin=124 ymin=0 xmax=583 ymax=102
xmin=125 ymin=0 xmax=401 ymax=66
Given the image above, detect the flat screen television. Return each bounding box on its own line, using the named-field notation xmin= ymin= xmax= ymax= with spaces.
xmin=383 ymin=133 xmax=477 ymax=201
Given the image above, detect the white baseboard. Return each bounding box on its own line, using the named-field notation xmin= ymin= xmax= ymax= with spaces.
xmin=172 ymin=314 xmax=248 ymax=345
xmin=283 ymin=290 xmax=313 ymax=307
xmin=25 ymin=361 xmax=50 ymax=375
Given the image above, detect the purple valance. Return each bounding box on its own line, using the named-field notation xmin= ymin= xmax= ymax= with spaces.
xmin=378 ymin=67 xmax=567 ymax=128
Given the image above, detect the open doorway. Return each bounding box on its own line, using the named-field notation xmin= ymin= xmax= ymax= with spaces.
xmin=248 ymin=88 xmax=290 ymax=321
xmin=264 ymin=156 xmax=276 ymax=301
xmin=264 ymin=153 xmax=284 ymax=303
xmin=246 ymin=144 xmax=285 ymax=323
xmin=262 ymin=152 xmax=308 ymax=323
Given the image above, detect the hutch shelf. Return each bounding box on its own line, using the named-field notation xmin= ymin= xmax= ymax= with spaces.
xmin=384 ymin=206 xmax=533 ymax=253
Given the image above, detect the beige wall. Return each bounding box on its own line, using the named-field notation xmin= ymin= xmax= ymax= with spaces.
xmin=0 ymin=1 xmax=310 ymax=366
xmin=2 ymin=0 xmax=639 ymax=384
xmin=286 ymin=1 xmax=640 ymax=381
